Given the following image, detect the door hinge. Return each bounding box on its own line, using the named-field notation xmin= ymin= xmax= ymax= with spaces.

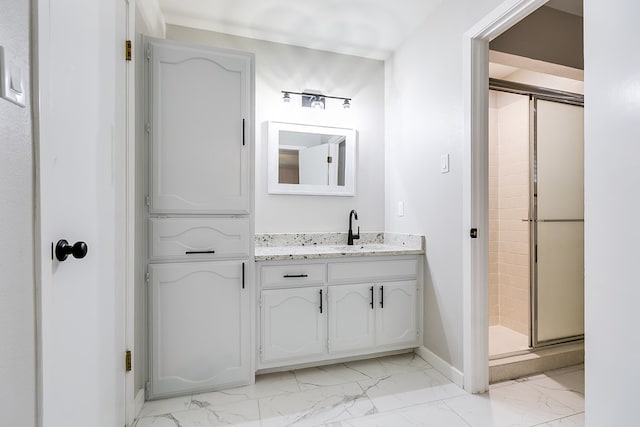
xmin=327 ymin=156 xmax=333 ymax=164
xmin=145 ymin=122 xmax=151 ymax=134
xmin=146 ymin=47 xmax=151 ymax=60
xmin=125 ymin=350 xmax=132 ymax=372
xmin=470 ymin=228 xmax=478 ymax=239
xmin=145 ymin=271 xmax=150 ymax=283
xmin=125 ymin=40 xmax=132 ymax=61
xmin=145 ymin=195 xmax=150 ymax=207
xmin=145 ymin=381 xmax=151 ymax=399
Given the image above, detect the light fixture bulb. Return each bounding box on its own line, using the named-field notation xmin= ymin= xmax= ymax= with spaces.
xmin=311 ymin=96 xmax=325 ymax=109
xmin=282 ymin=92 xmax=291 ymax=103
xmin=343 ymin=99 xmax=351 ymax=109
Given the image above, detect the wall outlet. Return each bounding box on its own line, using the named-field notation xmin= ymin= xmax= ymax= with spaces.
xmin=440 ymin=154 xmax=450 ymax=174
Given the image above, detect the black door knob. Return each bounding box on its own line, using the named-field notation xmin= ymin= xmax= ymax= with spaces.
xmin=55 ymin=239 xmax=88 ymax=261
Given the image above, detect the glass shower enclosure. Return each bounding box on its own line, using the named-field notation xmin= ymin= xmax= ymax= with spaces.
xmin=489 ymin=79 xmax=584 ymax=352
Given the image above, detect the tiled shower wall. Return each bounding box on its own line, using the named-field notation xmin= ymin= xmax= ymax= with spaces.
xmin=489 ymin=91 xmax=531 ymax=335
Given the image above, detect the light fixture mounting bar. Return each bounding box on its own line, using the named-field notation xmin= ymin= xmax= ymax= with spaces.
xmin=281 ymin=90 xmax=351 ymax=102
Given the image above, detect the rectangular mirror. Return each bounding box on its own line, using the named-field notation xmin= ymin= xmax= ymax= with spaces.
xmin=268 ymin=122 xmax=356 ymax=196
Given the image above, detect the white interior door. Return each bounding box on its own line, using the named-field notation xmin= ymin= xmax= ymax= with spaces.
xmin=36 ymin=0 xmax=126 ymax=425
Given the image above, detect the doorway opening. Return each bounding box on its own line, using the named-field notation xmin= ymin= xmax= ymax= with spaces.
xmin=463 ymin=0 xmax=584 ymax=392
xmin=487 ymin=70 xmax=584 ymax=361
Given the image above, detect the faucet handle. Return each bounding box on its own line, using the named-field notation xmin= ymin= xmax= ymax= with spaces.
xmin=354 ymin=226 xmax=360 ymax=239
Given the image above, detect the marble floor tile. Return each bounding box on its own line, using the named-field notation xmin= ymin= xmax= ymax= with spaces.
xmin=136 ymin=400 xmax=260 ymax=427
xmin=259 ymin=381 xmax=376 ymax=427
xmin=334 ymin=401 xmax=470 ymax=427
xmin=540 ymin=412 xmax=585 ymax=426
xmin=137 ymin=395 xmax=191 ymax=417
xmin=523 ymin=370 xmax=584 ymax=412
xmin=343 ymin=353 xmax=432 ymax=380
xmin=295 ymin=363 xmax=373 ymax=390
xmin=360 ymin=368 xmax=467 ymax=412
xmin=191 ymin=371 xmax=300 ymax=406
xmin=444 ymin=380 xmax=577 ymax=427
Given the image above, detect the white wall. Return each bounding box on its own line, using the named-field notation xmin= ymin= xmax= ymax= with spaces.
xmin=166 ymin=25 xmax=386 ymax=233
xmin=0 ymin=0 xmax=36 ymax=424
xmin=385 ymin=0 xmax=503 ymax=371
xmin=584 ymin=0 xmax=640 ymax=424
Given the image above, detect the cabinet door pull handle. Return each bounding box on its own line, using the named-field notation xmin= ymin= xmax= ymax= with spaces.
xmin=283 ymin=274 xmax=308 ymax=278
xmin=370 ymin=286 xmax=374 ymax=309
xmin=319 ymin=289 xmax=323 ymax=314
xmin=185 ymin=250 xmax=216 ymax=255
xmin=379 ymin=285 xmax=384 ymax=308
xmin=242 ymin=118 xmax=246 ymax=146
xmin=242 ymin=262 xmax=245 ymax=289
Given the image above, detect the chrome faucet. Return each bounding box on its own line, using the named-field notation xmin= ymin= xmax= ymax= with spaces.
xmin=348 ymin=209 xmax=360 ymax=245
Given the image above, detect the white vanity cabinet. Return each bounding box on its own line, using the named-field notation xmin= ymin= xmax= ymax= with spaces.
xmin=261 ymin=286 xmax=327 ymax=363
xmin=147 ymin=38 xmax=252 ymax=215
xmin=148 ymin=261 xmax=250 ymax=397
xmin=327 ymin=283 xmax=376 ymax=354
xmin=144 ymin=36 xmax=254 ymax=399
xmin=257 ymin=256 xmax=421 ymax=370
xmin=375 ymin=281 xmax=418 ymax=347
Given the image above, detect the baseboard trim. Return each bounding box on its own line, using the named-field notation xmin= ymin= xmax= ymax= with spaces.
xmin=415 ymin=346 xmax=464 ymax=388
xmin=134 ymin=388 xmax=145 ymax=420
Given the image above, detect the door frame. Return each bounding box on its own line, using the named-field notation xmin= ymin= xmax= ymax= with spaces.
xmin=462 ymin=0 xmax=547 ymax=393
xmin=124 ymin=0 xmax=137 ymax=424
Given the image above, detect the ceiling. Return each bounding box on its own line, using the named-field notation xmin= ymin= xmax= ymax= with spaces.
xmin=545 ymin=0 xmax=583 ymax=16
xmin=157 ymin=0 xmax=444 ymax=60
xmin=156 ymin=0 xmax=582 ymax=60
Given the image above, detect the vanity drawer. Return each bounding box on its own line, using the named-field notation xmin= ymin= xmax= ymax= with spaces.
xmin=328 ymin=258 xmax=418 ymax=283
xmin=261 ymin=263 xmax=326 ymax=288
xmin=149 ymin=217 xmax=250 ymax=259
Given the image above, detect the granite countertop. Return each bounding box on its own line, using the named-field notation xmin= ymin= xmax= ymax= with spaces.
xmin=254 ymin=232 xmax=425 ymax=261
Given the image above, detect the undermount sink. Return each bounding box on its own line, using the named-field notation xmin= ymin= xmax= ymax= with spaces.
xmin=326 ymin=244 xmax=394 ymax=252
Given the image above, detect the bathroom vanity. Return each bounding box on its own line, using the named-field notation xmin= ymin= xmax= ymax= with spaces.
xmin=255 ymin=233 xmax=425 ymax=371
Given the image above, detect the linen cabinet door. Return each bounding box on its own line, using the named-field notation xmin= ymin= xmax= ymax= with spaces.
xmin=147 ymin=38 xmax=251 ymax=214
xmin=261 ymin=286 xmax=326 ymax=363
xmin=375 ymin=280 xmax=418 ymax=348
xmin=149 ymin=261 xmax=250 ymax=398
xmin=328 ymin=283 xmax=375 ymax=354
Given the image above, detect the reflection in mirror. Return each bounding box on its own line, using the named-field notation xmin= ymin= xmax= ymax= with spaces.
xmin=268 ymin=122 xmax=356 ymax=196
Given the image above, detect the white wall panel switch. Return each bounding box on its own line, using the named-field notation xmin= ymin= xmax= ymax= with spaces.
xmin=0 ymin=46 xmax=26 ymax=107
xmin=398 ymin=201 xmax=405 ymax=217
xmin=440 ymin=153 xmax=450 ymax=174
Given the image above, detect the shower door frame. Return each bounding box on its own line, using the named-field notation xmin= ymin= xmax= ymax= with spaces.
xmin=489 ymin=79 xmax=584 ymax=349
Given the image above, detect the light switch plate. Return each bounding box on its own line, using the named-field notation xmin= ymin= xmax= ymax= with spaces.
xmin=398 ymin=201 xmax=405 ymax=217
xmin=0 ymin=46 xmax=26 ymax=107
xmin=440 ymin=153 xmax=450 ymax=174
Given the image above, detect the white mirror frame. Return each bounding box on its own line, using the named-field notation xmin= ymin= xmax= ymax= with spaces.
xmin=267 ymin=121 xmax=356 ymax=196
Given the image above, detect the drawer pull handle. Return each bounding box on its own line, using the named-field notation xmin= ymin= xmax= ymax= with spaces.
xmin=242 ymin=262 xmax=245 ymax=289
xmin=185 ymin=250 xmax=216 ymax=255
xmin=370 ymin=286 xmax=374 ymax=309
xmin=380 ymin=285 xmax=384 ymax=308
xmin=319 ymin=289 xmax=323 ymax=314
xmin=283 ymin=274 xmax=308 ymax=278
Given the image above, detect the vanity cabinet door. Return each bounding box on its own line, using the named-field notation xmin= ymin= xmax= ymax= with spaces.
xmin=261 ymin=286 xmax=327 ymax=363
xmin=328 ymin=283 xmax=375 ymax=354
xmin=147 ymin=39 xmax=251 ymax=214
xmin=149 ymin=261 xmax=250 ymax=398
xmin=375 ymin=280 xmax=418 ymax=348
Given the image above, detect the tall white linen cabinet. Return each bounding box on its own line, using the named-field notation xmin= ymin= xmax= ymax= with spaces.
xmin=143 ymin=36 xmax=254 ymax=399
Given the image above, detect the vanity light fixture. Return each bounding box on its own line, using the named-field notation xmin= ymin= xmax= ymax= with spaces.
xmin=281 ymin=90 xmax=352 ymax=110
